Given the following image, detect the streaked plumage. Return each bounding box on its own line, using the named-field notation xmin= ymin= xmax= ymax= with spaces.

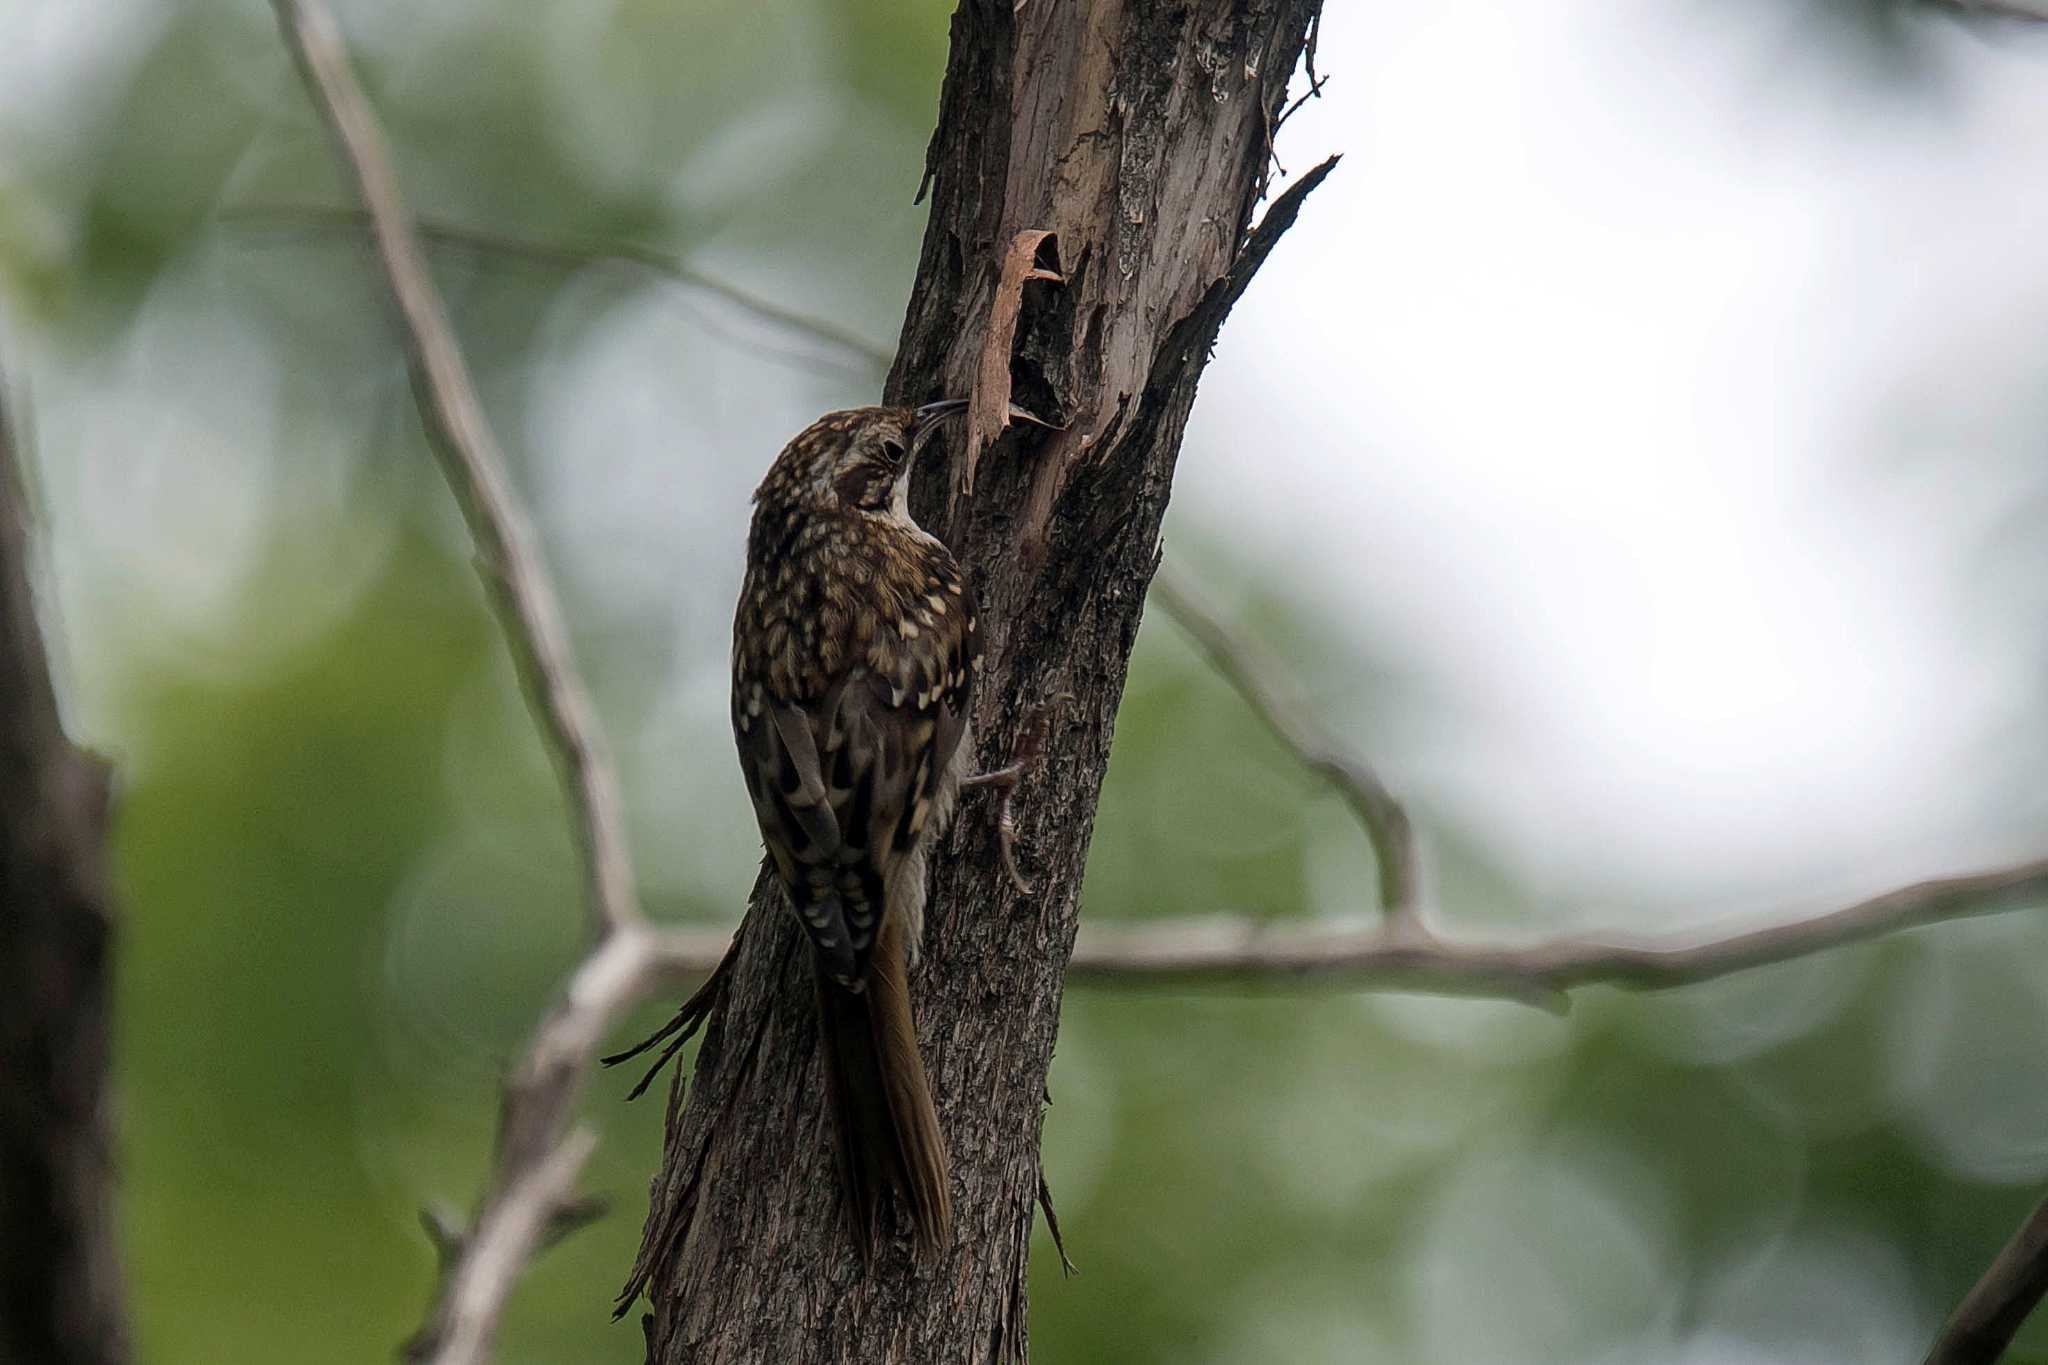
xmin=730 ymin=402 xmax=975 ymax=1255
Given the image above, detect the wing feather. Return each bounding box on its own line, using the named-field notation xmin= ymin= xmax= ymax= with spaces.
xmin=735 ymin=552 xmax=978 ymax=988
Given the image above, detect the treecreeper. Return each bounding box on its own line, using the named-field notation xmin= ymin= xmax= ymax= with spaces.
xmin=612 ymin=398 xmax=1022 ymax=1257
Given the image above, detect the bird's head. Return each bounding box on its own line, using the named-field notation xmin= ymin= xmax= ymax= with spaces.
xmin=757 ymin=400 xmax=967 ymax=521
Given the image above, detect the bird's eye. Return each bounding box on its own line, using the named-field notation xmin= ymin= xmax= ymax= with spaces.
xmin=879 ymin=437 xmax=907 ymax=466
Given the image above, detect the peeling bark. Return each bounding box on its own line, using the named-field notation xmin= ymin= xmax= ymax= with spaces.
xmin=627 ymin=3 xmax=1327 ymax=1360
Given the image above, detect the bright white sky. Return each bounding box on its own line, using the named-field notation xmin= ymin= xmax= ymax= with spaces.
xmin=1189 ymin=1 xmax=2048 ymax=913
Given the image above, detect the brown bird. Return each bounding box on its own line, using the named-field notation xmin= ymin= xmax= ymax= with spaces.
xmin=730 ymin=400 xmax=976 ymax=1256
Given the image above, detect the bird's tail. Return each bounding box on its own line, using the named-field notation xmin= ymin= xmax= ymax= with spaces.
xmin=814 ymin=913 xmax=952 ymax=1257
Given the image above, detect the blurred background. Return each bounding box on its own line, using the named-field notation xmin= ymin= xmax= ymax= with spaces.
xmin=4 ymin=0 xmax=2048 ymax=1360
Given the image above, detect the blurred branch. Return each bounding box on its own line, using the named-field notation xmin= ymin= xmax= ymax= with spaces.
xmin=270 ymin=3 xmax=700 ymax=1362
xmin=640 ymin=857 xmax=2048 ymax=1013
xmin=270 ymin=6 xmax=637 ymax=946
xmin=1149 ymin=569 xmax=1420 ymax=932
xmin=1923 ymin=1190 xmax=2048 ymax=1365
xmin=1940 ymin=0 xmax=2048 ymax=20
xmin=220 ymin=204 xmax=894 ymax=376
xmin=1119 ymin=570 xmax=2047 ymax=1002
xmin=1068 ymin=856 xmax=2048 ymax=1003
xmin=391 ymin=921 xmax=706 ymax=1365
xmin=0 ymin=381 xmax=127 ymax=1364
xmin=406 ymin=1129 xmax=599 ymax=1365
xmin=419 ymin=1192 xmax=608 ymax=1273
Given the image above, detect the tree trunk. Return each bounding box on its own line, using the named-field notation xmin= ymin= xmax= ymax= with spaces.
xmin=0 ymin=406 xmax=126 ymax=1365
xmin=625 ymin=2 xmax=1326 ymax=1359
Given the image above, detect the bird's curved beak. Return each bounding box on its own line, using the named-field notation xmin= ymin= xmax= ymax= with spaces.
xmin=911 ymin=398 xmax=969 ymax=436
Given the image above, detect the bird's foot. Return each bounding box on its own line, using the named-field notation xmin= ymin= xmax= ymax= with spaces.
xmin=963 ymin=702 xmax=1058 ymax=895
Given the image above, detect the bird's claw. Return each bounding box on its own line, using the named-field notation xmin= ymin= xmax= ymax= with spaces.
xmin=964 ymin=702 xmax=1058 ymax=895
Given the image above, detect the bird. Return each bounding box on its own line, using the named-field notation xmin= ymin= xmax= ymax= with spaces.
xmin=728 ymin=398 xmax=977 ymax=1257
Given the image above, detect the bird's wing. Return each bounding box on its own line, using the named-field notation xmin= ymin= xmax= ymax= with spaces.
xmin=737 ymin=673 xmax=863 ymax=983
xmin=862 ymin=567 xmax=977 ymax=861
xmin=735 ymin=560 xmax=977 ymax=987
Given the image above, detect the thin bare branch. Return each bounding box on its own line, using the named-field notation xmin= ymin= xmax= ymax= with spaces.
xmin=1072 ymin=855 xmax=2048 ymax=1000
xmin=404 ymin=1128 xmax=599 ymax=1365
xmin=221 ymin=203 xmax=894 ymax=373
xmin=394 ymin=921 xmax=703 ymax=1361
xmin=1923 ymin=1190 xmax=2048 ymax=1365
xmin=1148 ymin=568 xmax=1422 ymax=933
xmin=637 ymin=857 xmax=2048 ymax=1014
xmin=1939 ymin=0 xmax=2048 ymax=20
xmin=272 ymin=0 xmax=638 ymax=944
xmin=268 ymin=3 xmax=690 ymax=1361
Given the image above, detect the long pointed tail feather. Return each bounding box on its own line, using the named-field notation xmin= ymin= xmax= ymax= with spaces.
xmin=814 ymin=914 xmax=951 ymax=1257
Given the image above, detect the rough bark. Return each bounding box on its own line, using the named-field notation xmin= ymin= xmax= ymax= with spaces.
xmin=0 ymin=404 xmax=126 ymax=1365
xmin=627 ymin=3 xmax=1326 ymax=1360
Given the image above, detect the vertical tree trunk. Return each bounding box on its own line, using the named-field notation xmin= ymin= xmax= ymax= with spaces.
xmin=0 ymin=406 xmax=126 ymax=1365
xmin=627 ymin=2 xmax=1326 ymax=1359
